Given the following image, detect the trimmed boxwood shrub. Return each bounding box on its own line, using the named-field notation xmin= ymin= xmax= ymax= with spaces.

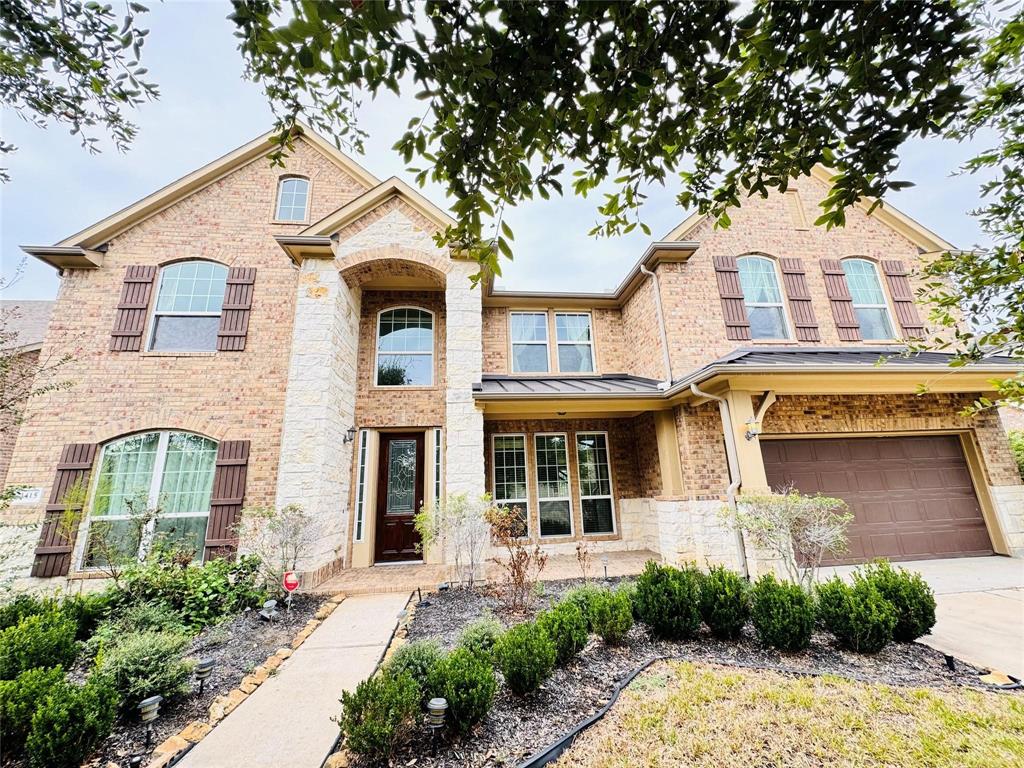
xmin=537 ymin=601 xmax=588 ymax=664
xmin=0 ymin=612 xmax=78 ymax=680
xmin=561 ymin=583 xmax=604 ymax=630
xmin=859 ymin=560 xmax=936 ymax=642
xmin=0 ymin=666 xmax=66 ymax=755
xmin=817 ymin=577 xmax=896 ymax=654
xmin=84 ymin=601 xmax=187 ymax=657
xmin=340 ymin=671 xmax=419 ymax=760
xmin=458 ymin=615 xmax=504 ymax=663
xmin=385 ymin=640 xmax=445 ymax=704
xmin=633 ymin=561 xmax=703 ymax=639
xmin=699 ymin=565 xmax=750 ymax=640
xmin=0 ymin=592 xmax=110 ymax=640
xmin=426 ymin=647 xmax=497 ymax=733
xmin=750 ymin=574 xmax=815 ymax=652
xmin=0 ymin=594 xmax=53 ymax=631
xmin=589 ymin=589 xmax=634 ymax=645
xmin=95 ymin=630 xmax=193 ymax=711
xmin=494 ymin=620 xmax=556 ymax=695
xmin=25 ymin=672 xmax=119 ymax=768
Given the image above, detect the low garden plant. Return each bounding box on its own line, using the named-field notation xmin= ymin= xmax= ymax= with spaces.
xmin=24 ymin=672 xmax=119 ymax=768
xmin=95 ymin=629 xmax=194 ymax=711
xmin=561 ymin=583 xmax=604 ymax=630
xmin=0 ymin=666 xmax=66 ymax=754
xmin=385 ymin=640 xmax=445 ymax=704
xmin=0 ymin=611 xmax=78 ymax=679
xmin=494 ymin=620 xmax=556 ymax=695
xmin=633 ymin=561 xmax=703 ymax=640
xmin=426 ymin=647 xmax=497 ymax=733
xmin=699 ymin=564 xmax=750 ymax=640
xmin=339 ymin=670 xmax=419 ymax=760
xmin=816 ymin=576 xmax=897 ymax=653
xmin=537 ymin=601 xmax=588 ymax=663
xmin=589 ymin=588 xmax=633 ymax=645
xmin=859 ymin=560 xmax=936 ymax=641
xmin=750 ymin=574 xmax=816 ymax=652
xmin=458 ymin=614 xmax=504 ymax=662
xmin=85 ymin=600 xmax=187 ymax=657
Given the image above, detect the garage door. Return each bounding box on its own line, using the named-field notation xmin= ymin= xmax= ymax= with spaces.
xmin=761 ymin=435 xmax=993 ymax=565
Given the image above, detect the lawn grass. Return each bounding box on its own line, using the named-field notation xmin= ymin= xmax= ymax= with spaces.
xmin=555 ymin=661 xmax=1024 ymax=768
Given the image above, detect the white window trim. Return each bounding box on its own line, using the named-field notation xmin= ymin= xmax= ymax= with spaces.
xmin=554 ymin=311 xmax=595 ymax=373
xmin=575 ymin=431 xmax=617 ymax=536
xmin=509 ymin=311 xmax=550 ymax=373
xmin=374 ymin=306 xmax=435 ymax=388
xmin=491 ymin=433 xmax=530 ymax=538
xmin=354 ymin=429 xmax=369 ymax=542
xmin=533 ymin=432 xmax=574 ymax=539
xmin=147 ymin=260 xmax=228 ymax=352
xmin=842 ymin=258 xmax=897 ymax=340
xmin=274 ymin=175 xmax=311 ymax=223
xmin=737 ymin=255 xmax=792 ymax=341
xmin=75 ymin=431 xmax=215 ymax=570
xmin=433 ymin=428 xmax=443 ymax=508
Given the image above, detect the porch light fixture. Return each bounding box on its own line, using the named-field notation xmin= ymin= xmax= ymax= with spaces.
xmin=195 ymin=658 xmax=215 ymax=694
xmin=344 ymin=426 xmax=357 ymax=444
xmin=138 ymin=695 xmax=163 ymax=748
xmin=425 ymin=697 xmax=448 ymax=754
xmin=744 ymin=417 xmax=762 ymax=441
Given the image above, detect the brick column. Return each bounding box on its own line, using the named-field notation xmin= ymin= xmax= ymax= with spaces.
xmin=444 ymin=260 xmax=484 ymax=498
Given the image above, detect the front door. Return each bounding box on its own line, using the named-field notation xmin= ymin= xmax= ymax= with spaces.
xmin=375 ymin=432 xmax=424 ymax=562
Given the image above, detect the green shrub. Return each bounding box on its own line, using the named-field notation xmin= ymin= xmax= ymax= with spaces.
xmin=859 ymin=560 xmax=937 ymax=642
xmin=0 ymin=613 xmax=78 ymax=679
xmin=339 ymin=671 xmax=419 ymax=760
xmin=85 ymin=601 xmax=187 ymax=657
xmin=0 ymin=667 xmax=66 ymax=755
xmin=1009 ymin=429 xmax=1024 ymax=480
xmin=817 ymin=577 xmax=896 ymax=654
xmin=95 ymin=630 xmax=193 ymax=711
xmin=750 ymin=574 xmax=816 ymax=652
xmin=59 ymin=591 xmax=111 ymax=640
xmin=494 ymin=621 xmax=556 ymax=695
xmin=426 ymin=647 xmax=497 ymax=733
xmin=699 ymin=565 xmax=750 ymax=640
xmin=385 ymin=640 xmax=445 ymax=703
xmin=589 ymin=589 xmax=634 ymax=645
xmin=0 ymin=594 xmax=53 ymax=631
xmin=537 ymin=601 xmax=588 ymax=664
xmin=632 ymin=561 xmax=703 ymax=639
xmin=561 ymin=583 xmax=604 ymax=630
xmin=25 ymin=672 xmax=119 ymax=768
xmin=458 ymin=614 xmax=504 ymax=662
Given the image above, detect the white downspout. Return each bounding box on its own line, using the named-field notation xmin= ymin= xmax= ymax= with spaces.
xmin=689 ymin=382 xmax=750 ymax=579
xmin=639 ymin=264 xmax=673 ymax=389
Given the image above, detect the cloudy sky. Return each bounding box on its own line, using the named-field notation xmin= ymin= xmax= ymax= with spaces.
xmin=0 ymin=1 xmax=994 ymax=301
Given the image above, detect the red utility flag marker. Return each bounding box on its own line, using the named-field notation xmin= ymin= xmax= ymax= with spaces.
xmin=282 ymin=571 xmax=300 ymax=592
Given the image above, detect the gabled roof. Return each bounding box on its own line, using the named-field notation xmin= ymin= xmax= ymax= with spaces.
xmin=302 ymin=176 xmax=456 ymax=236
xmin=663 ymin=165 xmax=956 ymax=253
xmin=23 ymin=123 xmax=380 ymax=266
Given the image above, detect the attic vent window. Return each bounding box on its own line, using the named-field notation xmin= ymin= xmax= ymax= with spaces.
xmin=276 ymin=177 xmax=310 ymax=222
xmin=784 ymin=190 xmax=809 ymax=230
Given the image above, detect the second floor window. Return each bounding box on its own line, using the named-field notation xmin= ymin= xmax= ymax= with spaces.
xmin=149 ymin=261 xmax=228 ymax=352
xmin=376 ymin=307 xmax=434 ymax=386
xmin=555 ymin=312 xmax=594 ymax=372
xmin=275 ymin=177 xmax=310 ymax=221
xmin=737 ymin=256 xmax=789 ymax=340
xmin=511 ymin=312 xmax=549 ymax=373
xmin=842 ymin=259 xmax=895 ymax=340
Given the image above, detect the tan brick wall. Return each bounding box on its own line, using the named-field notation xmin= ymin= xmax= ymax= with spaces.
xmin=675 ymin=403 xmax=731 ymax=498
xmin=1000 ymin=406 xmax=1024 ymax=434
xmin=481 ymin=307 xmax=507 ymax=372
xmin=0 ymin=350 xmax=38 ymax=488
xmin=593 ymin=308 xmax=627 ymax=372
xmin=620 ymin=278 xmax=666 ymax=380
xmin=631 ymin=411 xmax=662 ymax=496
xmin=355 ymin=289 xmax=446 ymax=428
xmin=4 ymin=138 xmax=369 ymax=540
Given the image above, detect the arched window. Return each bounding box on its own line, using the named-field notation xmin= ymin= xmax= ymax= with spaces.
xmin=81 ymin=431 xmax=218 ymax=567
xmin=275 ymin=176 xmax=310 ymax=221
xmin=149 ymin=260 xmax=228 ymax=351
xmin=842 ymin=258 xmax=895 ymax=340
xmin=737 ymin=255 xmax=789 ymax=339
xmin=376 ymin=307 xmax=434 ymax=386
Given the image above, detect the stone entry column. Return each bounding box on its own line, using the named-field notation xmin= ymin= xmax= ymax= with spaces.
xmin=444 ymin=260 xmax=484 ymax=498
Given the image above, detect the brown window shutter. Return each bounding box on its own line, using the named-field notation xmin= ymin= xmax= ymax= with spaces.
xmin=110 ymin=265 xmax=158 ymax=351
xmin=779 ymin=258 xmax=820 ymax=342
xmin=217 ymin=268 xmax=257 ymax=352
xmin=881 ymin=260 xmax=925 ymax=339
xmin=821 ymin=259 xmax=861 ymax=341
xmin=713 ymin=255 xmax=751 ymax=341
xmin=203 ymin=440 xmax=250 ymax=561
xmin=31 ymin=443 xmax=97 ymax=577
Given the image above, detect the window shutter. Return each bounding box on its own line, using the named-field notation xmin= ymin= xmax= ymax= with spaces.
xmin=713 ymin=255 xmax=751 ymax=341
xmin=779 ymin=258 xmax=820 ymax=341
xmin=881 ymin=260 xmax=925 ymax=339
xmin=203 ymin=440 xmax=250 ymax=561
xmin=110 ymin=265 xmax=157 ymax=351
xmin=217 ymin=268 xmax=257 ymax=352
xmin=31 ymin=443 xmax=97 ymax=577
xmin=821 ymin=259 xmax=861 ymax=341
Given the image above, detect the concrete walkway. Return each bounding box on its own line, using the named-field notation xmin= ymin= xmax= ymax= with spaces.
xmin=176 ymin=592 xmax=410 ymax=768
xmin=823 ymin=556 xmax=1024 ymax=678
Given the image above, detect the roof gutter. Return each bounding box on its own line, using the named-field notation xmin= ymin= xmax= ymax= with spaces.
xmin=640 ymin=264 xmax=673 ymax=389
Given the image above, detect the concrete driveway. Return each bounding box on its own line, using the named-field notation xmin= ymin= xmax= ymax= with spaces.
xmin=822 ymin=556 xmax=1024 ymax=678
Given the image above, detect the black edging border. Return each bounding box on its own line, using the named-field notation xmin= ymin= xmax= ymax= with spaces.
xmin=514 ymin=652 xmax=1022 ymax=768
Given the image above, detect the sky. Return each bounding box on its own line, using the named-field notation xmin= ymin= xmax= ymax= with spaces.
xmin=0 ymin=0 xmax=996 ymax=302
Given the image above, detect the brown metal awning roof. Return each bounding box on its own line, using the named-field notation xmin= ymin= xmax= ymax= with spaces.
xmin=473 ymin=373 xmax=663 ymax=399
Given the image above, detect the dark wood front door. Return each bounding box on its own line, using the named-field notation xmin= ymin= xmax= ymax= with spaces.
xmin=375 ymin=432 xmax=424 ymax=562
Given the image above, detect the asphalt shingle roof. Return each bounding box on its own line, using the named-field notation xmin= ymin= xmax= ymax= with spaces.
xmin=0 ymin=300 xmax=54 ymax=350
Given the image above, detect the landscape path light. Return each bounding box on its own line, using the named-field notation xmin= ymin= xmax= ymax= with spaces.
xmin=425 ymin=697 xmax=448 ymax=755
xmin=138 ymin=695 xmax=163 ymax=749
xmin=195 ymin=657 xmax=215 ymax=694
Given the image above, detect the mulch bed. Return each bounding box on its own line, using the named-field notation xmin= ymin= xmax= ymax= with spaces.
xmin=63 ymin=594 xmax=323 ymax=768
xmin=371 ymin=577 xmax=1018 ymax=768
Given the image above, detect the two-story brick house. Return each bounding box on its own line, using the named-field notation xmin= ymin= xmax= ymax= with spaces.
xmin=5 ymin=125 xmax=1021 ymax=590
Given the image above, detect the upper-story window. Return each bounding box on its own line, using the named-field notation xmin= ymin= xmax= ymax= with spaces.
xmin=510 ymin=312 xmax=549 ymax=373
xmin=737 ymin=256 xmax=789 ymax=340
xmin=376 ymin=307 xmax=434 ymax=386
xmin=275 ymin=176 xmax=310 ymax=221
xmin=81 ymin=431 xmax=217 ymax=568
xmin=555 ymin=312 xmax=594 ymax=372
xmin=149 ymin=260 xmax=228 ymax=352
xmin=842 ymin=258 xmax=895 ymax=340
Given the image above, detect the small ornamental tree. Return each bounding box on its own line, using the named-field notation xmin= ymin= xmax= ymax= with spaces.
xmin=485 ymin=503 xmax=548 ymax=613
xmin=235 ymin=503 xmax=318 ymax=593
xmin=414 ymin=492 xmax=491 ymax=587
xmin=728 ymin=490 xmax=852 ymax=591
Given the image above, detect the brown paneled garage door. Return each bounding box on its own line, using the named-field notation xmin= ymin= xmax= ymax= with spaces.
xmin=761 ymin=435 xmax=993 ymax=565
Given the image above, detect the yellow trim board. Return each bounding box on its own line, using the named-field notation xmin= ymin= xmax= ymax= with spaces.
xmin=303 ymin=176 xmax=457 ymax=237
